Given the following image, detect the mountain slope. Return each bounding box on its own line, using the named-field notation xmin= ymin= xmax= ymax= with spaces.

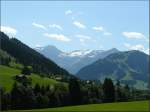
xmin=0 ymin=32 xmax=73 ymax=80
xmin=35 ymin=46 xmax=119 ymax=74
xmin=76 ymin=50 xmax=149 ymax=89
xmin=0 ymin=65 xmax=67 ymax=92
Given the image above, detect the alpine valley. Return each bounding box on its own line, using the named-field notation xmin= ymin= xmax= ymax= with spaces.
xmin=35 ymin=45 xmax=149 ymax=90
xmin=0 ymin=31 xmax=149 ymax=111
xmin=1 ymin=1 xmax=149 ymax=111
xmin=35 ymin=45 xmax=119 ymax=74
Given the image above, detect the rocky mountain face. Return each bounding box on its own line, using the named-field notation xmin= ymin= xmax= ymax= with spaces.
xmin=35 ymin=45 xmax=119 ymax=74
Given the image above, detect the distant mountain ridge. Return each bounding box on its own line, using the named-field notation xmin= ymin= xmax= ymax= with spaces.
xmin=76 ymin=50 xmax=149 ymax=90
xmin=35 ymin=45 xmax=119 ymax=74
xmin=1 ymin=31 xmax=149 ymax=90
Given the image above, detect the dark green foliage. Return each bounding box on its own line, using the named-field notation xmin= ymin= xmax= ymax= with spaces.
xmin=130 ymin=89 xmax=150 ymax=100
xmin=0 ymin=49 xmax=23 ymax=70
xmin=21 ymin=66 xmax=32 ymax=75
xmin=1 ymin=78 xmax=150 ymax=111
xmin=10 ymin=82 xmax=20 ymax=109
xmin=36 ymin=93 xmax=49 ymax=108
xmin=102 ymin=78 xmax=115 ymax=102
xmin=80 ymin=80 xmax=103 ymax=104
xmin=115 ymin=80 xmax=123 ymax=102
xmin=0 ymin=31 xmax=73 ymax=81
xmin=11 ymin=82 xmax=36 ymax=109
xmin=123 ymin=84 xmax=131 ymax=101
xmin=77 ymin=50 xmax=149 ymax=89
xmin=69 ymin=78 xmax=82 ymax=105
xmin=15 ymin=75 xmax=32 ymax=87
xmin=0 ymin=88 xmax=11 ymax=110
xmin=115 ymin=81 xmax=130 ymax=102
xmin=34 ymin=83 xmax=41 ymax=95
xmin=0 ymin=49 xmax=11 ymax=66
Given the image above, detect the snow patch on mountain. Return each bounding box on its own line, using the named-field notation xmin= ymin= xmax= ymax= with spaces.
xmin=35 ymin=45 xmax=119 ymax=74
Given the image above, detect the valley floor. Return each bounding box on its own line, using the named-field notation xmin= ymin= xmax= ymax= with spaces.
xmin=3 ymin=100 xmax=150 ymax=112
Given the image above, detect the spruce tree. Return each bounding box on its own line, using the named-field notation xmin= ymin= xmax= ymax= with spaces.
xmin=69 ymin=78 xmax=82 ymax=105
xmin=102 ymin=78 xmax=115 ymax=103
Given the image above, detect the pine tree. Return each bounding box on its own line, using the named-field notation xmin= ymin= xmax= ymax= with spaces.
xmin=102 ymin=78 xmax=115 ymax=103
xmin=1 ymin=88 xmax=11 ymax=110
xmin=115 ymin=80 xmax=123 ymax=102
xmin=124 ymin=84 xmax=130 ymax=101
xmin=11 ymin=82 xmax=22 ymax=109
xmin=69 ymin=78 xmax=82 ymax=105
xmin=34 ymin=83 xmax=41 ymax=95
xmin=36 ymin=93 xmax=49 ymax=108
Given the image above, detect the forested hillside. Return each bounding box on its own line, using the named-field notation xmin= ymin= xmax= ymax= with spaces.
xmin=0 ymin=31 xmax=73 ymax=81
xmin=77 ymin=50 xmax=149 ymax=89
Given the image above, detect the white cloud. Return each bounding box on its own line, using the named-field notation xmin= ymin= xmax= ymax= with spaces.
xmin=73 ymin=21 xmax=86 ymax=29
xmin=76 ymin=34 xmax=91 ymax=40
xmin=43 ymin=33 xmax=71 ymax=42
xmin=103 ymin=32 xmax=112 ymax=36
xmin=122 ymin=32 xmax=145 ymax=39
xmin=32 ymin=22 xmax=47 ymax=30
xmin=65 ymin=10 xmax=73 ymax=15
xmin=93 ymin=26 xmax=112 ymax=36
xmin=79 ymin=38 xmax=85 ymax=42
xmin=124 ymin=43 xmax=144 ymax=50
xmin=124 ymin=43 xmax=149 ymax=54
xmin=75 ymin=34 xmax=92 ymax=46
xmin=92 ymin=26 xmax=104 ymax=32
xmin=0 ymin=26 xmax=17 ymax=35
xmin=79 ymin=38 xmax=86 ymax=46
xmin=49 ymin=24 xmax=63 ymax=30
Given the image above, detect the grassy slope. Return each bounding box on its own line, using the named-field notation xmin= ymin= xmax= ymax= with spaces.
xmin=4 ymin=101 xmax=150 ymax=112
xmin=0 ymin=65 xmax=67 ymax=92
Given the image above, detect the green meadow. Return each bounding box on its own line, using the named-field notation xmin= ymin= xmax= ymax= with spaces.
xmin=4 ymin=100 xmax=150 ymax=112
xmin=0 ymin=65 xmax=67 ymax=92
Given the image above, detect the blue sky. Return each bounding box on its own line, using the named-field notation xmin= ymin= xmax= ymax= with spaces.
xmin=1 ymin=1 xmax=149 ymax=54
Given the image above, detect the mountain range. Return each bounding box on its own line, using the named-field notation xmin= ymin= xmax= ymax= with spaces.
xmin=35 ymin=45 xmax=119 ymax=74
xmin=77 ymin=50 xmax=149 ymax=89
xmin=35 ymin=45 xmax=149 ymax=90
xmin=1 ymin=31 xmax=149 ymax=90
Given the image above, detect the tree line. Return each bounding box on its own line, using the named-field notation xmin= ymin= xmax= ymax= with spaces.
xmin=1 ymin=76 xmax=149 ymax=110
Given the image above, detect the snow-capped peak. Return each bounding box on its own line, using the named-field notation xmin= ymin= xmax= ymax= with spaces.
xmin=66 ymin=50 xmax=93 ymax=57
xmin=70 ymin=50 xmax=92 ymax=56
xmin=35 ymin=46 xmax=44 ymax=51
xmin=59 ymin=49 xmax=105 ymax=58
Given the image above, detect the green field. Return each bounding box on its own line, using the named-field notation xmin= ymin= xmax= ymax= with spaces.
xmin=0 ymin=65 xmax=67 ymax=92
xmin=3 ymin=101 xmax=150 ymax=112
